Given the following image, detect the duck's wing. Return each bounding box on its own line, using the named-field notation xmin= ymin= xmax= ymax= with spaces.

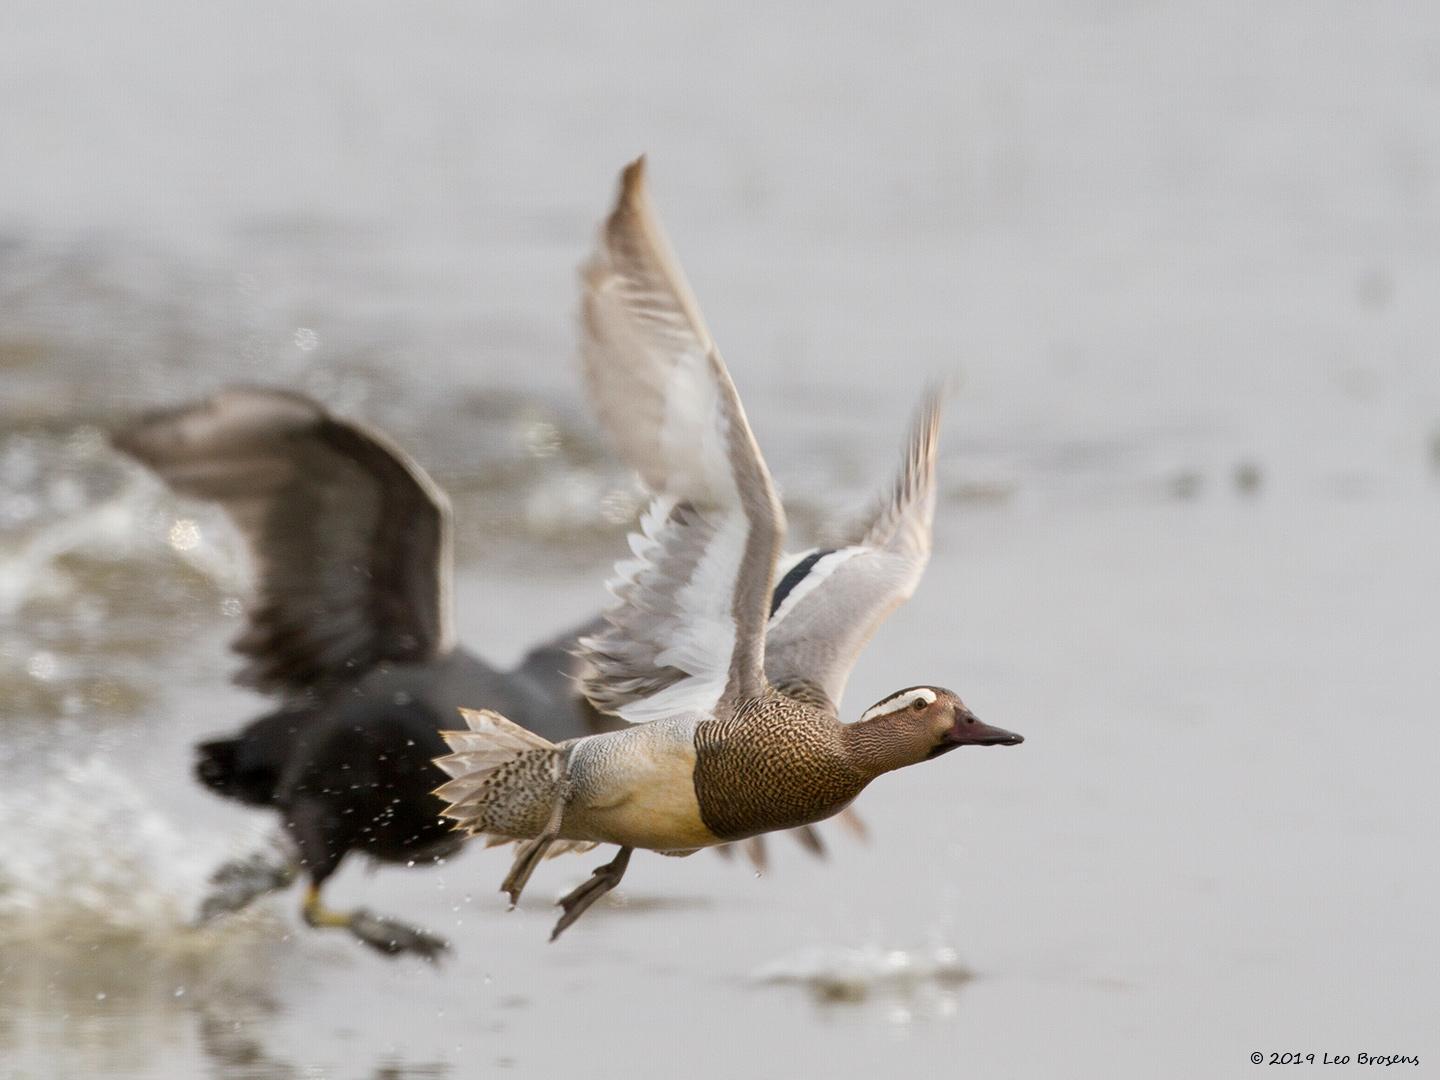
xmin=113 ymin=387 xmax=453 ymax=696
xmin=761 ymin=388 xmax=944 ymax=713
xmin=577 ymin=157 xmax=785 ymax=724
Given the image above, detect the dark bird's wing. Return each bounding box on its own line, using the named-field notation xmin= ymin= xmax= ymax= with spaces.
xmin=114 ymin=387 xmax=454 ymax=696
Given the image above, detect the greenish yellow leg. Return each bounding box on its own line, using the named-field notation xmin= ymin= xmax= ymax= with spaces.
xmin=299 ymin=883 xmax=449 ymax=960
xmin=301 ymin=883 xmax=351 ymax=929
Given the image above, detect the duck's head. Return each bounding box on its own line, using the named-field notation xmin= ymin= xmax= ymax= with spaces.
xmin=849 ymin=686 xmax=1023 ymax=772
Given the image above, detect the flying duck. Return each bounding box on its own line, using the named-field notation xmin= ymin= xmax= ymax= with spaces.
xmin=113 ymin=386 xmax=859 ymax=958
xmin=434 ymin=158 xmax=1023 ymax=941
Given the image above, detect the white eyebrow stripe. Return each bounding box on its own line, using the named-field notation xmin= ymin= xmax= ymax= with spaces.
xmin=859 ymin=687 xmax=936 ymax=722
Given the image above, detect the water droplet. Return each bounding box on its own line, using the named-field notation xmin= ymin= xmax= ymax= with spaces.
xmin=294 ymin=327 xmax=320 ymax=352
xmin=173 ymin=986 xmax=186 ymax=998
xmin=168 ymin=518 xmax=201 ymax=552
xmin=95 ymin=992 xmax=107 ymax=1002
xmin=220 ymin=597 xmax=244 ymax=618
xmin=26 ymin=652 xmax=57 ymax=681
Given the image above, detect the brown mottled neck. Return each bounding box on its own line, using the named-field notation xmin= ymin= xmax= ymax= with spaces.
xmin=839 ymin=710 xmax=936 ymax=779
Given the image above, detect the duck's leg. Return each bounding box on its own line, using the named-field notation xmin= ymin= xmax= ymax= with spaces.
xmin=550 ymin=845 xmax=633 ymax=942
xmin=501 ymin=838 xmax=554 ymax=908
xmin=499 ymin=778 xmax=572 ymax=909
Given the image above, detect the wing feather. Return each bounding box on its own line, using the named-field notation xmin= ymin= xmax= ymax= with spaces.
xmin=763 ymin=389 xmax=944 ymax=711
xmin=112 ymin=387 xmax=453 ymax=696
xmin=578 ymin=158 xmax=784 ymax=722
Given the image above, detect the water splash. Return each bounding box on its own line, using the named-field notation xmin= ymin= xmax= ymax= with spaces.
xmin=0 ymin=428 xmax=254 ymax=724
xmin=0 ymin=750 xmax=288 ymax=1039
xmin=752 ymin=941 xmax=975 ymax=1008
xmin=0 ymin=758 xmax=288 ymax=1078
xmin=0 ymin=755 xmax=219 ymax=936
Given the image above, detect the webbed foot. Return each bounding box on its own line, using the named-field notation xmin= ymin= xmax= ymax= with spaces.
xmin=550 ymin=846 xmax=632 ymax=942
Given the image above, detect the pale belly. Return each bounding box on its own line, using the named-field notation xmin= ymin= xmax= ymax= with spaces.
xmin=559 ymin=715 xmax=720 ymax=851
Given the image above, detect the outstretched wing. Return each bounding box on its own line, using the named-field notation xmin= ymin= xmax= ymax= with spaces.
xmin=113 ymin=387 xmax=454 ymax=696
xmin=762 ymin=388 xmax=944 ymax=712
xmin=577 ymin=157 xmax=785 ymax=723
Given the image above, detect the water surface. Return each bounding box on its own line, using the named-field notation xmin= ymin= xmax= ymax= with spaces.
xmin=3 ymin=4 xmax=1439 ymax=1077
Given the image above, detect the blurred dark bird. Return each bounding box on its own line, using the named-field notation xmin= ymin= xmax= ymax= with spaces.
xmin=113 ymin=388 xmax=856 ymax=958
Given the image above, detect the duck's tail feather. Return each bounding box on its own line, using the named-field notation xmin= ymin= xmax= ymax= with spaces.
xmin=433 ymin=708 xmax=568 ymax=838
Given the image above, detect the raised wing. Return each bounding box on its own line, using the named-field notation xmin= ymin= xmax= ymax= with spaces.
xmin=763 ymin=388 xmax=944 ymax=712
xmin=113 ymin=387 xmax=454 ymax=696
xmin=578 ymin=157 xmax=785 ymax=723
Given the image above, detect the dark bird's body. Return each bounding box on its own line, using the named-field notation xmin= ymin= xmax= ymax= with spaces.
xmin=194 ymin=644 xmax=608 ymax=878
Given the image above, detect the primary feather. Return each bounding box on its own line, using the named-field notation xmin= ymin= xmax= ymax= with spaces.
xmin=578 ymin=157 xmax=785 ymax=723
xmin=113 ymin=386 xmax=453 ymax=695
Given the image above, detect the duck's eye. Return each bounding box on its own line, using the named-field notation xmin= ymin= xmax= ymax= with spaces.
xmin=912 ymin=698 xmax=926 ymax=712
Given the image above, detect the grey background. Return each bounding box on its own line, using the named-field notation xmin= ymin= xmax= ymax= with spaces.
xmin=2 ymin=4 xmax=1437 ymax=1078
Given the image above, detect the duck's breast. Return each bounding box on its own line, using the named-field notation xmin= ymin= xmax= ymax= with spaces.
xmin=692 ymin=697 xmax=865 ymax=840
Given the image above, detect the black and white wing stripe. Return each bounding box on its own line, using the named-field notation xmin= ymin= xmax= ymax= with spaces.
xmin=762 ymin=388 xmax=944 ymax=712
xmin=578 ymin=157 xmax=785 ymax=723
xmin=112 ymin=387 xmax=454 ymax=695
